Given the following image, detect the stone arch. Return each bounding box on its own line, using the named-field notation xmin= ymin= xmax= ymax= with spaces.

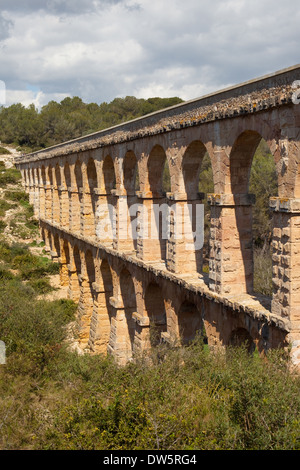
xmin=40 ymin=226 xmax=45 ymax=243
xmin=96 ymin=155 xmax=116 ymax=245
xmin=75 ymin=159 xmax=83 ymax=189
xmin=182 ymin=140 xmax=208 ymax=199
xmin=60 ymin=238 xmax=70 ymax=287
xmin=103 ymin=155 xmax=116 ymax=192
xmin=147 ymin=144 xmax=167 ymax=196
xmin=41 ymin=165 xmax=47 ymax=186
xmin=53 ymin=163 xmax=62 ymax=223
xmin=35 ymin=166 xmax=41 ymax=186
xmin=124 ymin=150 xmax=138 ymax=195
xmin=144 ymin=282 xmax=167 ymax=347
xmin=229 ymin=327 xmax=255 ymax=353
xmin=168 ymin=140 xmax=212 ymax=275
xmin=61 ymin=238 xmax=70 ymax=264
xmin=47 ymin=165 xmax=53 ymax=187
xmin=87 ymin=157 xmax=98 ymax=192
xmin=30 ymin=167 xmax=35 ymax=186
xmin=229 ymin=130 xmax=264 ymax=194
xmin=44 ymin=228 xmax=51 ymax=252
xmin=85 ymin=249 xmax=96 ymax=284
xmin=55 ymin=163 xmax=61 ymax=188
xmin=100 ymin=258 xmax=114 ymax=318
xmin=23 ymin=169 xmax=28 ymax=186
xmin=89 ymin=258 xmax=114 ymax=354
xmin=178 ymin=300 xmax=205 ymax=345
xmin=53 ymin=232 xmax=61 ymax=259
xmin=73 ymin=244 xmax=81 ymax=274
xmin=210 ymin=130 xmax=278 ymax=295
xmin=140 ymin=145 xmax=169 ymax=261
xmin=119 ymin=267 xmax=137 ymax=358
xmin=86 ymin=158 xmax=98 ymax=236
xmin=68 ymin=244 xmax=81 ymax=303
xmin=122 ymin=151 xmax=139 ymax=252
xmin=29 ymin=167 xmax=39 ymax=214
xmin=76 ymin=248 xmax=95 ymax=348
xmin=290 ymin=146 xmax=300 ymax=198
xmin=64 ymin=162 xmax=71 ymax=188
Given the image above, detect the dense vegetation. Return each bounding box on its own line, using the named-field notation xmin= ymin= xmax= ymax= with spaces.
xmin=0 ymin=98 xmax=296 ymax=451
xmin=0 ymin=96 xmax=183 ymax=152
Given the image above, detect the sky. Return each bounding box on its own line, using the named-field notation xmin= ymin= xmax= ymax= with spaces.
xmin=0 ymin=0 xmax=299 ymax=109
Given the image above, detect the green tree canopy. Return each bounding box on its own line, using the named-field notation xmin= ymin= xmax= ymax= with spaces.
xmin=0 ymin=95 xmax=183 ymax=151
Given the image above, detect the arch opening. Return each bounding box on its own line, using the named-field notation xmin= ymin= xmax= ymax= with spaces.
xmin=64 ymin=162 xmax=71 ymax=188
xmin=103 ymin=155 xmax=116 ymax=193
xmin=60 ymin=239 xmax=70 ymax=287
xmin=144 ymin=282 xmax=167 ymax=347
xmin=229 ymin=327 xmax=255 ymax=354
xmin=55 ymin=163 xmax=61 ymax=188
xmin=85 ymin=250 xmax=95 ymax=285
xmin=250 ymin=138 xmax=278 ymax=297
xmin=100 ymin=259 xmax=113 ymax=319
xmin=147 ymin=145 xmax=168 ymax=196
xmin=228 ymin=132 xmax=278 ymax=297
xmin=75 ymin=160 xmax=83 ymax=189
xmin=73 ymin=245 xmax=81 ymax=274
xmin=41 ymin=166 xmax=46 ymax=186
xmin=124 ymin=151 xmax=138 ymax=195
xmin=178 ymin=300 xmax=206 ymax=346
xmin=91 ymin=258 xmax=114 ymax=354
xmin=120 ymin=268 xmax=136 ymax=357
xmin=47 ymin=166 xmax=53 ymax=186
xmin=53 ymin=233 xmax=60 ymax=258
xmin=123 ymin=151 xmax=139 ymax=252
xmin=146 ymin=146 xmax=169 ymax=261
xmin=87 ymin=158 xmax=97 ymax=192
xmin=198 ymin=152 xmax=214 ymax=275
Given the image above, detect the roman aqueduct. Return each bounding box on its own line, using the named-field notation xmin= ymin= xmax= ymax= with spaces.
xmin=15 ymin=65 xmax=300 ymax=366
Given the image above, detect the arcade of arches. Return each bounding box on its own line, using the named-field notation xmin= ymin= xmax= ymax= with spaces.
xmin=15 ymin=65 xmax=300 ymax=367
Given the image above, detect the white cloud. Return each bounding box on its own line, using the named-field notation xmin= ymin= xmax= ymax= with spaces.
xmin=0 ymin=0 xmax=299 ymax=108
xmin=5 ymin=89 xmax=71 ymax=108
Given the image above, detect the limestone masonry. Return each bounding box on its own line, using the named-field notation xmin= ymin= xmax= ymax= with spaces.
xmin=15 ymin=65 xmax=300 ymax=366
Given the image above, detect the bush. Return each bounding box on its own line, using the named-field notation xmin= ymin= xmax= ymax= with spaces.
xmin=253 ymin=246 xmax=273 ymax=296
xmin=0 ymin=168 xmax=21 ymax=187
xmin=4 ymin=189 xmax=29 ymax=205
xmin=0 ymin=199 xmax=16 ymax=216
xmin=27 ymin=277 xmax=55 ymax=295
xmin=11 ymin=252 xmax=59 ymax=280
xmin=0 ymin=278 xmax=77 ymax=367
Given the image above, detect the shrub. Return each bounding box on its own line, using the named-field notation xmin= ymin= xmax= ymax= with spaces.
xmin=0 ymin=199 xmax=16 ymax=216
xmin=4 ymin=189 xmax=29 ymax=204
xmin=0 ymin=168 xmax=21 ymax=187
xmin=27 ymin=277 xmax=55 ymax=295
xmin=253 ymin=246 xmax=273 ymax=296
xmin=0 ymin=278 xmax=77 ymax=367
